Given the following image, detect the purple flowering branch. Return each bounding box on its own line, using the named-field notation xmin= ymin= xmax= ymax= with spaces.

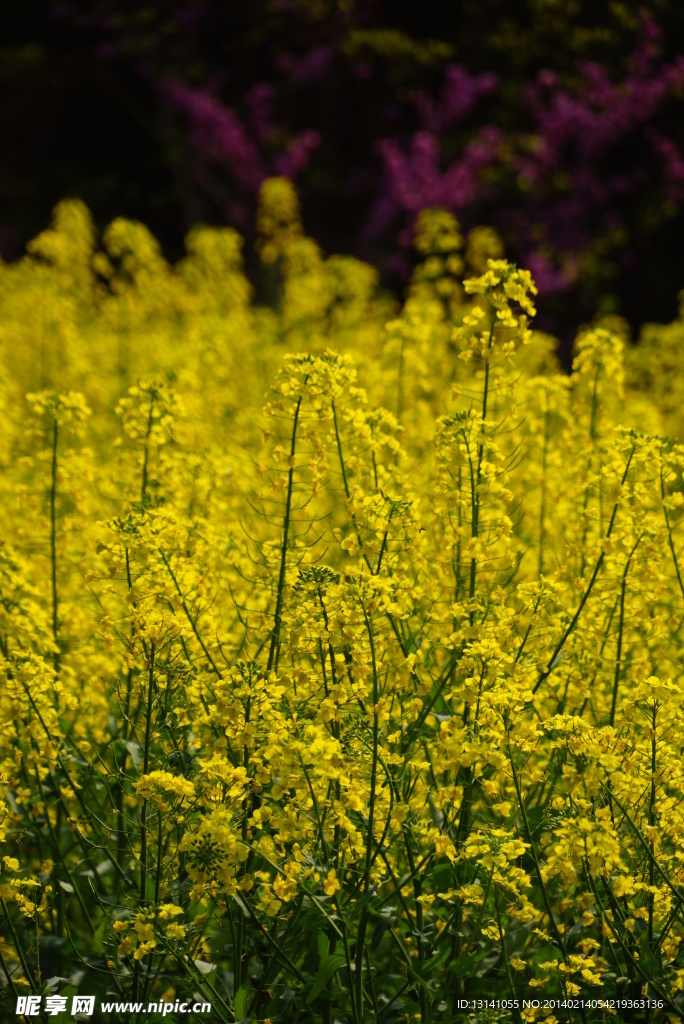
xmin=159 ymin=78 xmax=320 ymax=221
xmin=377 ymin=17 xmax=684 ymax=294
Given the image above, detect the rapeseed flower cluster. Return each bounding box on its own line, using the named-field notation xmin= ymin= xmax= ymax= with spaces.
xmin=2 ymin=183 xmax=684 ymax=1022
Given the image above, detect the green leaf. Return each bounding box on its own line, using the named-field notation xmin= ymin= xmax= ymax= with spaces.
xmin=422 ymin=944 xmax=452 ymax=972
xmin=233 ymin=893 xmax=252 ymax=919
xmin=234 ymin=984 xmax=247 ymax=1020
xmin=447 ymin=949 xmax=489 ymax=974
xmin=124 ymin=740 xmax=142 ymax=766
xmin=193 ymin=959 xmax=215 ymax=975
xmin=91 ymin=917 xmax=108 ymax=954
xmin=638 ymin=932 xmax=660 ymax=977
xmin=306 ymin=953 xmax=346 ymax=1004
xmin=371 ymin=918 xmax=393 ymax=951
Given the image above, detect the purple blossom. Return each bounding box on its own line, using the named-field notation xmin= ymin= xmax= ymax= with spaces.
xmin=161 ymin=79 xmax=320 ymax=200
xmin=53 ymin=1 xmax=684 ymax=311
xmin=276 ymin=46 xmax=335 ymax=85
xmin=414 ymin=65 xmax=498 ymax=134
xmin=246 ymin=83 xmax=276 ymax=143
xmin=523 ymin=252 xmax=577 ymax=296
xmin=648 ymin=130 xmax=684 ymax=200
xmin=162 ymin=80 xmax=266 ymax=191
xmin=377 ymin=15 xmax=684 ymax=294
xmin=380 ymin=126 xmax=502 ymax=214
xmin=274 ymin=130 xmax=321 ymax=179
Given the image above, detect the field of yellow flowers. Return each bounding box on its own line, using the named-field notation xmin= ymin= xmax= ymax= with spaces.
xmin=3 ymin=180 xmax=684 ymax=1023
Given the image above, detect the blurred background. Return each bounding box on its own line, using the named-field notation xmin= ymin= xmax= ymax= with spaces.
xmin=4 ymin=0 xmax=684 ymax=345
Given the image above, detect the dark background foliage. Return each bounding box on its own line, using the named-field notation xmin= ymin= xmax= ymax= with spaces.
xmin=4 ymin=0 xmax=684 ymax=338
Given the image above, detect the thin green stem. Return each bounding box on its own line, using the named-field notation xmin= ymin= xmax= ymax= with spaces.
xmin=49 ymin=418 xmax=59 ymax=673
xmin=354 ymin=605 xmax=380 ymax=1020
xmin=132 ymin=642 xmax=155 ymax=1000
xmin=534 ymin=442 xmax=635 ymax=696
xmin=609 ymin=540 xmax=639 ymax=727
xmin=267 ymin=385 xmax=306 ymax=673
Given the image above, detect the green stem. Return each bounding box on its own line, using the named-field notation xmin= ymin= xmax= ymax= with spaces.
xmin=267 ymin=384 xmax=306 ymax=673
xmin=354 ymin=606 xmax=380 ymax=1020
xmin=49 ymin=418 xmax=59 ymax=674
xmin=159 ymin=549 xmax=222 ymax=677
xmin=495 ymin=892 xmax=523 ymax=1024
xmin=132 ymin=642 xmax=155 ymax=1000
xmin=648 ymin=703 xmax=657 ymax=949
xmin=0 ymin=941 xmax=18 ymax=998
xmin=538 ymin=405 xmax=549 ymax=578
xmin=660 ymin=459 xmax=684 ymax=605
xmin=507 ymin=742 xmax=566 ymax=958
xmin=533 ymin=442 xmax=635 ymax=696
xmin=1 ymin=897 xmax=37 ymax=990
xmin=585 ymin=867 xmax=682 ymax=1018
xmin=140 ymin=395 xmax=155 ymax=502
xmin=609 ymin=541 xmax=639 ymax=727
xmin=467 ymin=314 xmax=495 ymax=628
